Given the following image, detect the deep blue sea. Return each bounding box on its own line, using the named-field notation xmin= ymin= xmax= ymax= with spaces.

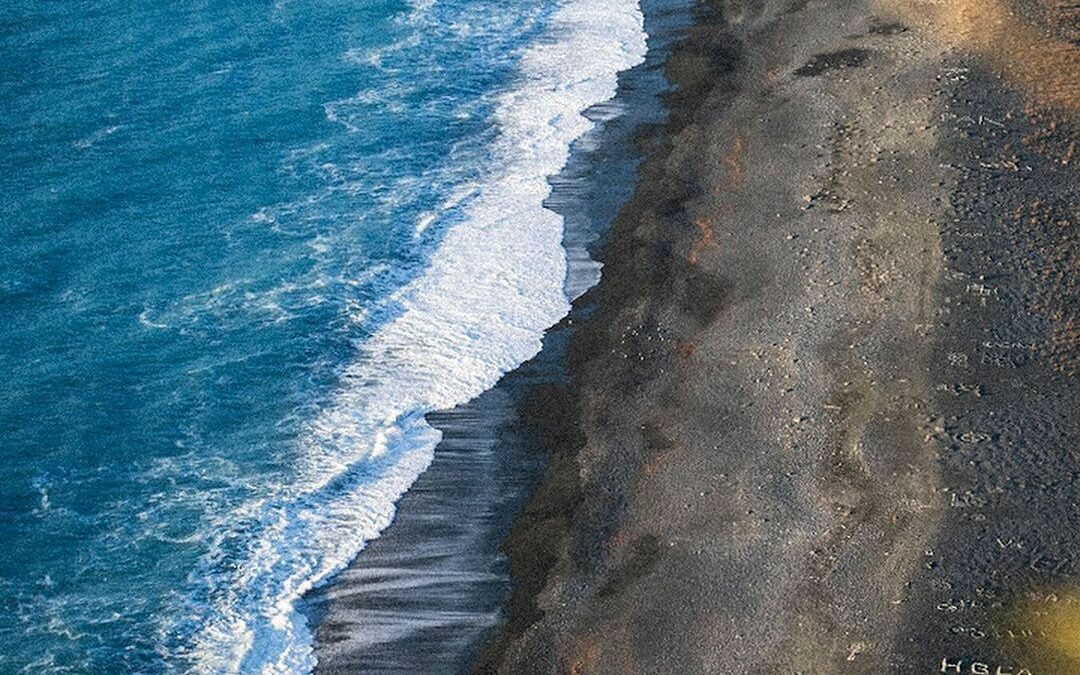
xmin=0 ymin=0 xmax=646 ymax=672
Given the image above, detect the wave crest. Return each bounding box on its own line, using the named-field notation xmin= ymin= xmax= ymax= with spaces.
xmin=187 ymin=0 xmax=647 ymax=671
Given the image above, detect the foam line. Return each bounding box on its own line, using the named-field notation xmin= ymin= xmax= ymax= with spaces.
xmin=188 ymin=0 xmax=647 ymax=670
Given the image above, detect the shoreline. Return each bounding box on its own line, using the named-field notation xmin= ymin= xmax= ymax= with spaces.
xmin=303 ymin=0 xmax=693 ymax=670
xmin=477 ymin=0 xmax=1079 ymax=673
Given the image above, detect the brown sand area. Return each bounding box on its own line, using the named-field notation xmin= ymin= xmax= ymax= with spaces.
xmin=476 ymin=0 xmax=1080 ymax=673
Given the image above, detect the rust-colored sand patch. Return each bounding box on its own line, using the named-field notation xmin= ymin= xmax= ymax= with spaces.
xmin=677 ymin=338 xmax=698 ymax=364
xmin=723 ymin=135 xmax=746 ymax=188
xmin=642 ymin=449 xmax=673 ymax=478
xmin=689 ymin=217 xmax=717 ymax=265
xmin=565 ymin=627 xmax=640 ymax=675
xmin=567 ymin=640 xmax=601 ymax=675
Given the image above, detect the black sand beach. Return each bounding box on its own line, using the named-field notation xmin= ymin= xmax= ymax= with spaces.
xmin=308 ymin=0 xmax=1079 ymax=672
xmin=304 ymin=1 xmax=693 ymax=670
xmin=473 ymin=0 xmax=1080 ymax=673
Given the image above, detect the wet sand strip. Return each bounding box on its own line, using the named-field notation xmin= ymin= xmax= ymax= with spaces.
xmin=303 ymin=1 xmax=693 ymax=671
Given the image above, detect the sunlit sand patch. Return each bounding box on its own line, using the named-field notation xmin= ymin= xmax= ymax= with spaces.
xmin=876 ymin=0 xmax=1080 ymax=116
xmin=1031 ymin=0 xmax=1080 ymax=44
xmin=1003 ymin=586 xmax=1080 ymax=671
xmin=1034 ymin=598 xmax=1080 ymax=662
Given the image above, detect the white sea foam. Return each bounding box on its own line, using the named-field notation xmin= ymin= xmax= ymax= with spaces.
xmin=187 ymin=0 xmax=647 ymax=671
xmin=72 ymin=124 xmax=122 ymax=149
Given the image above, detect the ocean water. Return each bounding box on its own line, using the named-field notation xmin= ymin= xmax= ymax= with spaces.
xmin=0 ymin=0 xmax=646 ymax=672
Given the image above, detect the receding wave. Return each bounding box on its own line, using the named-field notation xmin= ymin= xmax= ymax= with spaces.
xmin=186 ymin=0 xmax=647 ymax=671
